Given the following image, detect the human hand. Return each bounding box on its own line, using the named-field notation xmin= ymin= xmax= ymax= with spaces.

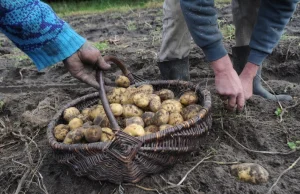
xmin=63 ymin=42 xmax=111 ymax=89
xmin=211 ymin=55 xmax=245 ymax=111
xmin=239 ymin=62 xmax=259 ymax=100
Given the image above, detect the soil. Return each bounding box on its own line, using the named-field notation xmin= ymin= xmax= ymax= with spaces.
xmin=1 ymin=3 xmax=300 ymax=194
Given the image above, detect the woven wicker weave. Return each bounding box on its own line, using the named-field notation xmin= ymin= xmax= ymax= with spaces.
xmin=47 ymin=56 xmax=212 ymax=184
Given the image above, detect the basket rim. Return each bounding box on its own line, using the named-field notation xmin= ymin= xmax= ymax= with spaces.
xmin=47 ymin=80 xmax=212 ymax=152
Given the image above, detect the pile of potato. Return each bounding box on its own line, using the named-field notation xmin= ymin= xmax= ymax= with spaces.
xmin=54 ymin=75 xmax=203 ymax=144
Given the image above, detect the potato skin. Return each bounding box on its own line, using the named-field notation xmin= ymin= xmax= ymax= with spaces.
xmin=142 ymin=112 xmax=155 ymax=126
xmin=181 ymin=104 xmax=202 ymax=121
xmin=81 ymin=108 xmax=91 ymax=117
xmin=68 ymin=118 xmax=83 ymax=130
xmin=93 ymin=115 xmax=110 ymax=128
xmin=63 ymin=128 xmax=85 ymax=144
xmin=155 ymin=89 xmax=174 ymax=101
xmin=101 ymin=128 xmax=115 ymax=142
xmin=115 ymin=75 xmax=130 ymax=88
xmin=120 ymin=87 xmax=137 ymax=105
xmin=54 ymin=124 xmax=70 ymax=141
xmin=179 ymin=91 xmax=198 ymax=106
xmin=89 ymin=105 xmax=105 ymax=120
xmin=122 ymin=104 xmax=143 ymax=118
xmin=137 ymin=84 xmax=154 ymax=94
xmin=63 ymin=107 xmax=80 ymax=122
xmin=123 ymin=124 xmax=145 ymax=137
xmin=152 ymin=109 xmax=169 ymax=126
xmin=168 ymin=112 xmax=184 ymax=125
xmin=110 ymin=103 xmax=123 ymax=116
xmin=230 ymin=163 xmax=269 ymax=184
xmin=159 ymin=124 xmax=173 ymax=131
xmin=84 ymin=125 xmax=102 ymax=143
xmin=149 ymin=94 xmax=161 ymax=112
xmin=132 ymin=92 xmax=150 ymax=109
xmin=107 ymin=88 xmax=126 ymax=104
xmin=161 ymin=99 xmax=182 ymax=113
xmin=125 ymin=116 xmax=144 ymax=127
xmin=144 ymin=125 xmax=159 ymax=133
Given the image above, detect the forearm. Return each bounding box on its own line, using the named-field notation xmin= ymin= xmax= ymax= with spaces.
xmin=180 ymin=0 xmax=227 ymax=62
xmin=248 ymin=0 xmax=299 ymax=66
xmin=0 ymin=0 xmax=86 ymax=70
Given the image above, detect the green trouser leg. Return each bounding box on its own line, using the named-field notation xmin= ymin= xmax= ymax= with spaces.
xmin=232 ymin=0 xmax=292 ymax=101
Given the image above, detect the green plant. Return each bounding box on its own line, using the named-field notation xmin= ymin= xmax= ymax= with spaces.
xmin=287 ymin=141 xmax=300 ymax=150
xmin=274 ymin=107 xmax=282 ymax=116
xmin=220 ymin=24 xmax=235 ymax=40
xmin=127 ymin=21 xmax=137 ymax=31
xmin=94 ymin=42 xmax=109 ymax=51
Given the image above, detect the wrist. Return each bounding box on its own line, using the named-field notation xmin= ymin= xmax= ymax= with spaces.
xmin=211 ymin=55 xmax=233 ymax=74
xmin=241 ymin=62 xmax=259 ymax=78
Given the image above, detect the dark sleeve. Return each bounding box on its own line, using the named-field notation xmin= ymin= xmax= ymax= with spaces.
xmin=248 ymin=0 xmax=299 ymax=65
xmin=180 ymin=0 xmax=227 ymax=62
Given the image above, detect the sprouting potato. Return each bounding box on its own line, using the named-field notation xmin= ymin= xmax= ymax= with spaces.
xmin=68 ymin=118 xmax=83 ymax=130
xmin=142 ymin=112 xmax=155 ymax=126
xmin=63 ymin=127 xmax=85 ymax=144
xmin=181 ymin=104 xmax=203 ymax=121
xmin=63 ymin=107 xmax=80 ymax=122
xmin=230 ymin=163 xmax=269 ymax=184
xmin=125 ymin=116 xmax=144 ymax=127
xmin=161 ymin=99 xmax=182 ymax=113
xmin=110 ymin=103 xmax=123 ymax=116
xmin=122 ymin=104 xmax=143 ymax=118
xmin=123 ymin=124 xmax=145 ymax=137
xmin=137 ymin=84 xmax=154 ymax=94
xmin=179 ymin=91 xmax=198 ymax=106
xmin=88 ymin=105 xmax=105 ymax=120
xmin=84 ymin=125 xmax=102 ymax=143
xmin=101 ymin=128 xmax=115 ymax=142
xmin=54 ymin=124 xmax=70 ymax=141
xmin=152 ymin=109 xmax=169 ymax=126
xmin=155 ymin=89 xmax=174 ymax=101
xmin=159 ymin=124 xmax=173 ymax=131
xmin=144 ymin=125 xmax=159 ymax=134
xmin=168 ymin=112 xmax=184 ymax=125
xmin=148 ymin=94 xmax=161 ymax=112
xmin=115 ymin=75 xmax=130 ymax=88
xmin=132 ymin=92 xmax=150 ymax=108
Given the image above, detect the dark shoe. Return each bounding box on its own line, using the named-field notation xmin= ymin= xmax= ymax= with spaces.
xmin=232 ymin=46 xmax=292 ymax=101
xmin=157 ymin=57 xmax=190 ymax=81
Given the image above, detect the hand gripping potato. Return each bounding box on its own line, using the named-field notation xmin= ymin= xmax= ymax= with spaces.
xmin=110 ymin=103 xmax=123 ymax=116
xmin=63 ymin=127 xmax=85 ymax=144
xmin=115 ymin=75 xmax=130 ymax=88
xmin=54 ymin=124 xmax=70 ymax=141
xmin=123 ymin=124 xmax=145 ymax=137
xmin=137 ymin=84 xmax=154 ymax=94
xmin=63 ymin=107 xmax=80 ymax=122
xmin=142 ymin=112 xmax=155 ymax=126
xmin=159 ymin=124 xmax=173 ymax=131
xmin=125 ymin=116 xmax=144 ymax=127
xmin=101 ymin=128 xmax=115 ymax=142
xmin=148 ymin=94 xmax=161 ymax=112
xmin=179 ymin=91 xmax=198 ymax=106
xmin=84 ymin=125 xmax=102 ymax=143
xmin=152 ymin=109 xmax=169 ymax=126
xmin=181 ymin=104 xmax=202 ymax=121
xmin=144 ymin=125 xmax=159 ymax=134
xmin=132 ymin=92 xmax=150 ymax=109
xmin=122 ymin=104 xmax=143 ymax=118
xmin=68 ymin=118 xmax=83 ymax=130
xmin=168 ymin=112 xmax=184 ymax=125
xmin=161 ymin=99 xmax=182 ymax=113
xmin=88 ymin=105 xmax=105 ymax=120
xmin=155 ymin=89 xmax=174 ymax=101
xmin=230 ymin=163 xmax=269 ymax=184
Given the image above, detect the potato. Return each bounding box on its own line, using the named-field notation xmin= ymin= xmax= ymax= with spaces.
xmin=115 ymin=75 xmax=130 ymax=88
xmin=54 ymin=124 xmax=70 ymax=141
xmin=152 ymin=109 xmax=169 ymax=126
xmin=120 ymin=87 xmax=137 ymax=104
xmin=168 ymin=112 xmax=184 ymax=125
xmin=123 ymin=124 xmax=145 ymax=137
xmin=159 ymin=124 xmax=173 ymax=131
xmin=149 ymin=94 xmax=161 ymax=112
xmin=181 ymin=104 xmax=202 ymax=120
xmin=81 ymin=108 xmax=91 ymax=117
xmin=89 ymin=105 xmax=105 ymax=120
xmin=110 ymin=103 xmax=123 ymax=116
xmin=137 ymin=84 xmax=153 ymax=94
xmin=68 ymin=118 xmax=83 ymax=130
xmin=155 ymin=89 xmax=174 ymax=101
xmin=133 ymin=92 xmax=150 ymax=108
xmin=144 ymin=125 xmax=159 ymax=133
xmin=179 ymin=91 xmax=198 ymax=106
xmin=107 ymin=88 xmax=126 ymax=104
xmin=230 ymin=163 xmax=269 ymax=184
xmin=77 ymin=114 xmax=88 ymax=122
xmin=63 ymin=107 xmax=80 ymax=122
xmin=63 ymin=127 xmax=85 ymax=144
xmin=93 ymin=115 xmax=110 ymax=128
xmin=101 ymin=128 xmax=115 ymax=142
xmin=84 ymin=125 xmax=102 ymax=143
xmin=161 ymin=99 xmax=182 ymax=113
xmin=125 ymin=116 xmax=144 ymax=127
xmin=123 ymin=104 xmax=143 ymax=118
xmin=142 ymin=112 xmax=155 ymax=126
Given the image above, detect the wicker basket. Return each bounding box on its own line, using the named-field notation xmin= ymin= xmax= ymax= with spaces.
xmin=47 ymin=56 xmax=212 ymax=184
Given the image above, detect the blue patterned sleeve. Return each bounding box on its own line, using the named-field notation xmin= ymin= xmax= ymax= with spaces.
xmin=0 ymin=0 xmax=86 ymax=70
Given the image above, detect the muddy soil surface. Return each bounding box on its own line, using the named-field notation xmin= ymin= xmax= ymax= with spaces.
xmin=1 ymin=4 xmax=300 ymax=194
